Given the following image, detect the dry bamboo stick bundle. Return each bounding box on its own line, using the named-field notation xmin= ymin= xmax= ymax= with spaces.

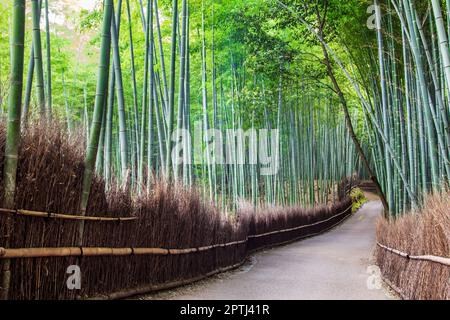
xmin=0 ymin=203 xmax=352 ymax=260
xmin=248 ymin=209 xmax=353 ymax=254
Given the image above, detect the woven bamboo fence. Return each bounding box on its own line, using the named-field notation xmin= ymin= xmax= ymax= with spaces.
xmin=0 ymin=195 xmax=353 ymax=300
xmin=0 ymin=123 xmax=357 ymax=300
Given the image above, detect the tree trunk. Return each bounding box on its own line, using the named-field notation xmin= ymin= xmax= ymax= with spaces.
xmin=315 ymin=3 xmax=390 ymax=216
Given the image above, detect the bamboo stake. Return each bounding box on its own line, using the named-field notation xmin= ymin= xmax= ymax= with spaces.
xmin=0 ymin=208 xmax=137 ymax=222
xmin=110 ymin=3 xmax=128 ymax=181
xmin=0 ymin=203 xmax=353 ymax=260
xmin=125 ymin=0 xmax=141 ymax=172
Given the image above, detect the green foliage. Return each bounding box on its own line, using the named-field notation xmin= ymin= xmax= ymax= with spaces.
xmin=350 ymin=187 xmax=368 ymax=213
xmin=5 ymin=0 xmax=441 ymax=216
xmin=0 ymin=0 xmax=368 ymax=134
xmin=79 ymin=8 xmax=103 ymax=32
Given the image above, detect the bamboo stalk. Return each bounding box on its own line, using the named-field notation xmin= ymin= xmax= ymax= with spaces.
xmin=147 ymin=0 xmax=156 ymax=189
xmin=165 ymin=0 xmax=178 ymax=177
xmin=44 ymin=0 xmax=52 ymax=118
xmin=174 ymin=0 xmax=187 ymax=181
xmin=31 ymin=0 xmax=46 ymax=117
xmin=1 ymin=0 xmax=26 ymax=301
xmin=276 ymin=0 xmax=417 ymax=211
xmin=22 ymin=43 xmax=35 ymax=124
xmin=154 ymin=0 xmax=169 ymax=118
xmin=138 ymin=0 xmax=152 ymax=186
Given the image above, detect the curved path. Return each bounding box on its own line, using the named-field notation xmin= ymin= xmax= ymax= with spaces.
xmin=143 ymin=201 xmax=396 ymax=300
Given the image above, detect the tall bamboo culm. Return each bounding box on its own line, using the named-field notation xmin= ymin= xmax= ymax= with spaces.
xmin=78 ymin=0 xmax=114 ymax=244
xmin=1 ymin=0 xmax=26 ymax=300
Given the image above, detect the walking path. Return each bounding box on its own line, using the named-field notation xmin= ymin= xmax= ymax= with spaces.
xmin=143 ymin=201 xmax=396 ymax=300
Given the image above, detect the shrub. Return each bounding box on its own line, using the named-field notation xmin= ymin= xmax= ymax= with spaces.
xmin=350 ymin=188 xmax=367 ymax=213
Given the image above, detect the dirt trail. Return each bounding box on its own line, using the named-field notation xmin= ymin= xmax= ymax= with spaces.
xmin=143 ymin=201 xmax=396 ymax=300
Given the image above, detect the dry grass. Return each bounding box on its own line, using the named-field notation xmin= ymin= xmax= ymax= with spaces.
xmin=0 ymin=122 xmax=354 ymax=299
xmin=376 ymin=193 xmax=450 ymax=300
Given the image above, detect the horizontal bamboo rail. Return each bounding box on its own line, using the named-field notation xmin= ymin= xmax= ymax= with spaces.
xmin=249 ymin=208 xmax=354 ymax=254
xmin=0 ymin=204 xmax=352 ymax=260
xmin=0 ymin=208 xmax=137 ymax=222
xmin=377 ymin=243 xmax=450 ymax=267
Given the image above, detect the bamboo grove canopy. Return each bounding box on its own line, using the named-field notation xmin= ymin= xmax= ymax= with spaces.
xmin=0 ymin=0 xmax=449 ymax=220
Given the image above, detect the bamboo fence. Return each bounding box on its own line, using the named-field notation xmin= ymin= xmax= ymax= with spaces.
xmin=0 ymin=196 xmax=354 ymax=299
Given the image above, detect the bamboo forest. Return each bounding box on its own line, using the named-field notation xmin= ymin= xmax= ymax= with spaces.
xmin=0 ymin=0 xmax=448 ymax=303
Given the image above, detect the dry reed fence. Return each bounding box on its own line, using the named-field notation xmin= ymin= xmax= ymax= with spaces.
xmin=376 ymin=193 xmax=450 ymax=300
xmin=0 ymin=123 xmax=354 ymax=300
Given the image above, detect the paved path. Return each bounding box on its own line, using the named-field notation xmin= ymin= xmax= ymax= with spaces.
xmin=143 ymin=201 xmax=395 ymax=300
